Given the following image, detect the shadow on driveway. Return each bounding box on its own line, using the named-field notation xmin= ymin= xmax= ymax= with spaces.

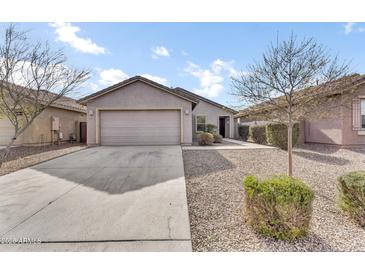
xmin=29 ymin=146 xmax=185 ymax=195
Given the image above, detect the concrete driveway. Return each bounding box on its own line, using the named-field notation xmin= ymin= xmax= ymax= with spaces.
xmin=0 ymin=146 xmax=191 ymax=251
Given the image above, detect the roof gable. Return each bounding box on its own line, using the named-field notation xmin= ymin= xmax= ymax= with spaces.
xmin=174 ymin=87 xmax=238 ymax=114
xmin=77 ymin=76 xmax=199 ymax=105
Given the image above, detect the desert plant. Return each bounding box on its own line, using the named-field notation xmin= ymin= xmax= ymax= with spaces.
xmin=250 ymin=125 xmax=267 ymax=144
xmin=338 ymin=171 xmax=365 ymax=226
xmin=213 ymin=133 xmax=223 ymax=143
xmin=243 ymin=175 xmax=314 ymax=240
xmin=198 ymin=132 xmax=214 ymax=145
xmin=266 ymin=123 xmax=299 ymax=150
xmin=232 ymin=34 xmax=351 ymax=176
xmin=238 ymin=125 xmax=249 ymax=141
xmin=206 ymin=124 xmax=218 ymax=134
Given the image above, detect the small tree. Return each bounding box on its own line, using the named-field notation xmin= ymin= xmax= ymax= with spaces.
xmin=232 ymin=34 xmax=352 ymax=176
xmin=0 ymin=24 xmax=90 ymax=166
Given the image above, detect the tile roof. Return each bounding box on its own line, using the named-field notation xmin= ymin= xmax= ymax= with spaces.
xmin=174 ymin=87 xmax=238 ymax=114
xmin=77 ymin=75 xmax=237 ymax=113
xmin=0 ymin=81 xmax=86 ymax=113
xmin=234 ymin=74 xmax=365 ymax=118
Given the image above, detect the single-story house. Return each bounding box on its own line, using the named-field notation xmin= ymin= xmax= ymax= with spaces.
xmin=0 ymin=95 xmax=87 ymax=146
xmin=77 ymin=75 xmax=237 ymax=146
xmin=234 ymin=74 xmax=365 ymax=146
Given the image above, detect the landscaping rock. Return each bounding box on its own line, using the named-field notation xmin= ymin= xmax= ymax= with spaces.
xmin=183 ymin=144 xmax=365 ymax=251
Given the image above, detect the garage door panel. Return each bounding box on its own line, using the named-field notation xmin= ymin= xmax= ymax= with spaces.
xmin=100 ymin=110 xmax=181 ymax=145
xmin=101 ymin=127 xmax=180 ymax=137
xmin=101 ymin=122 xmax=179 ymax=127
xmin=101 ymin=136 xmax=180 ymax=145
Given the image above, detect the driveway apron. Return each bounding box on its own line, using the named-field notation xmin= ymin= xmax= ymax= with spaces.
xmin=0 ymin=146 xmax=191 ymax=251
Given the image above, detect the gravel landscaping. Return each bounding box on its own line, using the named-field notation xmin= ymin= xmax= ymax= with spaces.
xmin=0 ymin=144 xmax=87 ymax=176
xmin=183 ymin=144 xmax=365 ymax=251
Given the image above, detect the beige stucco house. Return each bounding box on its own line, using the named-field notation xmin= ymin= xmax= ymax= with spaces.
xmin=78 ymin=76 xmax=237 ymax=146
xmin=234 ymin=75 xmax=365 ymax=146
xmin=0 ymin=95 xmax=87 ymax=146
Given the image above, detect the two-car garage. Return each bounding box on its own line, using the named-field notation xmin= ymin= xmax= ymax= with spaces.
xmin=80 ymin=76 xmax=196 ymax=146
xmin=99 ymin=110 xmax=181 ymax=145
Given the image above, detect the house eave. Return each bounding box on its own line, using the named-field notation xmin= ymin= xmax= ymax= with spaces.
xmin=77 ymin=76 xmax=199 ymax=105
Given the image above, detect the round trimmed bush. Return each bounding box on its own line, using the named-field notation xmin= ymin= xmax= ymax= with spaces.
xmin=243 ymin=175 xmax=314 ymax=241
xmin=213 ymin=133 xmax=223 ymax=143
xmin=238 ymin=125 xmax=249 ymax=141
xmin=250 ymin=125 xmax=267 ymax=144
xmin=338 ymin=171 xmax=365 ymax=226
xmin=266 ymin=123 xmax=299 ymax=150
xmin=198 ymin=132 xmax=214 ymax=145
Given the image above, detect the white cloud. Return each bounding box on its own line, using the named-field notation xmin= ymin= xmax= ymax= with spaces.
xmin=211 ymin=59 xmax=239 ymax=78
xmin=181 ymin=50 xmax=189 ymax=57
xmin=343 ymin=22 xmax=365 ymax=34
xmin=184 ymin=59 xmax=239 ymax=98
xmin=344 ymin=22 xmax=355 ymax=34
xmin=140 ymin=74 xmax=168 ymax=85
xmin=152 ymin=46 xmax=170 ymax=59
xmin=96 ymin=69 xmax=168 ymax=88
xmin=98 ymin=68 xmax=129 ymax=86
xmin=49 ymin=22 xmax=106 ymax=55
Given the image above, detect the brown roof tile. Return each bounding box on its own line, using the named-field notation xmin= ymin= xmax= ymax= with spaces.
xmin=234 ymin=74 xmax=365 ymax=118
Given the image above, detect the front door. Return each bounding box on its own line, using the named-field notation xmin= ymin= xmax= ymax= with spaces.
xmin=219 ymin=117 xmax=225 ymax=137
xmin=80 ymin=122 xmax=87 ymax=143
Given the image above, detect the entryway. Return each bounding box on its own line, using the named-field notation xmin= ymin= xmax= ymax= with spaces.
xmin=219 ymin=116 xmax=230 ymax=138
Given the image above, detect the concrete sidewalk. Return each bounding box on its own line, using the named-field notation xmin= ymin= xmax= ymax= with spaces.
xmin=0 ymin=146 xmax=191 ymax=251
xmin=182 ymin=138 xmax=276 ymax=150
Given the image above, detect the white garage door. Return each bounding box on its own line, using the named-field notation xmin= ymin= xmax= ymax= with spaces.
xmin=100 ymin=110 xmax=181 ymax=145
xmin=0 ymin=117 xmax=14 ymax=145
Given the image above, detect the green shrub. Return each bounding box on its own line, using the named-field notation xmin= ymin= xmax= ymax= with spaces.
xmin=213 ymin=133 xmax=223 ymax=143
xmin=198 ymin=132 xmax=214 ymax=145
xmin=250 ymin=125 xmax=267 ymax=144
xmin=238 ymin=125 xmax=249 ymax=141
xmin=266 ymin=123 xmax=299 ymax=150
xmin=206 ymin=124 xmax=218 ymax=134
xmin=243 ymin=175 xmax=314 ymax=240
xmin=338 ymin=171 xmax=365 ymax=226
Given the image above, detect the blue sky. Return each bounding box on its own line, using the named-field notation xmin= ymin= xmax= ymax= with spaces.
xmin=1 ymin=22 xmax=365 ymax=108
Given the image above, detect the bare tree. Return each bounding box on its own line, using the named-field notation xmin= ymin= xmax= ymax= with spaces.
xmin=0 ymin=24 xmax=90 ymax=166
xmin=231 ymin=34 xmax=352 ymax=176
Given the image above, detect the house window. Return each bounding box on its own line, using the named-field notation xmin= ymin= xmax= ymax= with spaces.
xmin=361 ymin=100 xmax=365 ymax=129
xmin=196 ymin=115 xmax=207 ymax=132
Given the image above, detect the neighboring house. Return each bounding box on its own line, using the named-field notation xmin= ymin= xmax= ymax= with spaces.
xmin=234 ymin=74 xmax=365 ymax=146
xmin=78 ymin=75 xmax=237 ymax=146
xmin=0 ymin=95 xmax=87 ymax=146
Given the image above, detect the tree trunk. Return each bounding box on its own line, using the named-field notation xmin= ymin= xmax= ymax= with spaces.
xmin=287 ymin=119 xmax=293 ymax=177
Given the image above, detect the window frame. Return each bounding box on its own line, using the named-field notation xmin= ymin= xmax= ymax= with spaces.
xmin=195 ymin=115 xmax=207 ymax=132
xmin=361 ymin=99 xmax=365 ymax=129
